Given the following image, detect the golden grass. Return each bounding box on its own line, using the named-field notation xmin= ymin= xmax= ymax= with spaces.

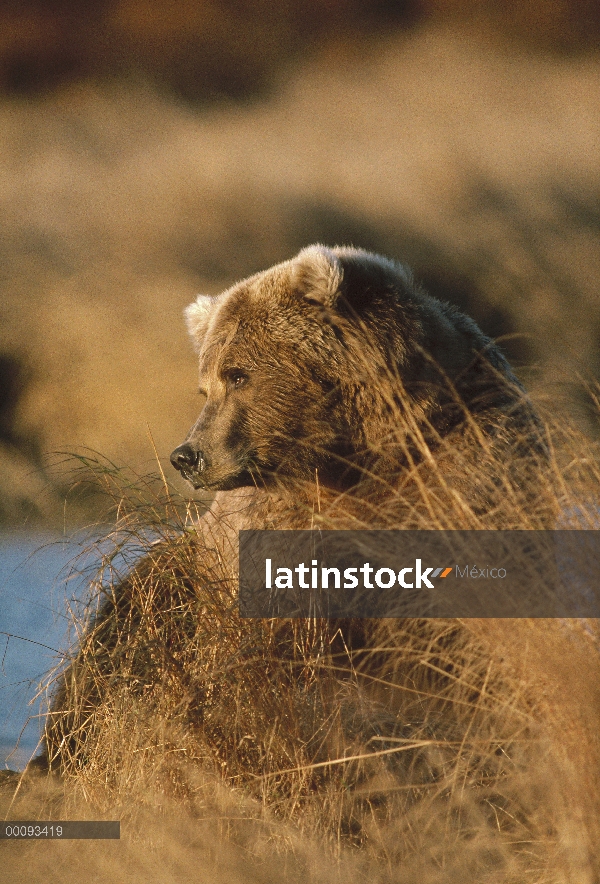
xmin=1 ymin=403 xmax=591 ymax=882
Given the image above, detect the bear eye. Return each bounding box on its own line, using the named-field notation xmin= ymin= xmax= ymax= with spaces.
xmin=226 ymin=369 xmax=248 ymax=390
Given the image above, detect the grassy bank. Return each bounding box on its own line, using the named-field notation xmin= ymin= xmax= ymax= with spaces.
xmin=1 ymin=404 xmax=595 ymax=882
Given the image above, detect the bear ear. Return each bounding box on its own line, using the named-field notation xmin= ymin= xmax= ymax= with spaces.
xmin=184 ymin=294 xmax=217 ymax=351
xmin=292 ymin=244 xmax=343 ymax=306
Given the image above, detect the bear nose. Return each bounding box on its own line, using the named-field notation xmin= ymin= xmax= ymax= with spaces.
xmin=170 ymin=443 xmax=201 ymax=472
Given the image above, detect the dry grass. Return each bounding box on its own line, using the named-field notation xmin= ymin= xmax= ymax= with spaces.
xmin=0 ymin=402 xmax=592 ymax=882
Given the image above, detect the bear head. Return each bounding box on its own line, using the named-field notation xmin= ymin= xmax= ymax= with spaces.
xmin=170 ymin=245 xmax=525 ymax=493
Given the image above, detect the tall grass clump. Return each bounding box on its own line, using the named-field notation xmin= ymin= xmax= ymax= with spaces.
xmin=17 ymin=402 xmax=600 ymax=883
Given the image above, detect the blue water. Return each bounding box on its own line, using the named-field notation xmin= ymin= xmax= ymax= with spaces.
xmin=0 ymin=535 xmax=89 ymax=770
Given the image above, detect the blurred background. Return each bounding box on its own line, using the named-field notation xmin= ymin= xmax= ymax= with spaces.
xmin=0 ymin=0 xmax=599 ymax=527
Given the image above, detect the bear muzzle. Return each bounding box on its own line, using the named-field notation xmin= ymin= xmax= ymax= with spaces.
xmin=170 ymin=443 xmax=208 ymax=488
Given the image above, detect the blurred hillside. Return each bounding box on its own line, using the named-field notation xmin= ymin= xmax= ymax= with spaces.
xmin=0 ymin=2 xmax=599 ymax=525
xmin=1 ymin=1 xmax=598 ymax=100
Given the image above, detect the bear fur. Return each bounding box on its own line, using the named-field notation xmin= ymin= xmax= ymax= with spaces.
xmin=44 ymin=245 xmax=551 ymax=776
xmin=39 ymin=249 xmax=600 ymax=878
xmin=171 ymin=244 xmax=544 ymax=515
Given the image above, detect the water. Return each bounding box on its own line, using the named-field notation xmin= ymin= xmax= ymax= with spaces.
xmin=0 ymin=534 xmax=88 ymax=770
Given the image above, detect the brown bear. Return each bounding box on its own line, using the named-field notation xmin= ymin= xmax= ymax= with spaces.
xmin=40 ymin=249 xmax=600 ymax=880
xmin=170 ymin=244 xmax=544 ymax=518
